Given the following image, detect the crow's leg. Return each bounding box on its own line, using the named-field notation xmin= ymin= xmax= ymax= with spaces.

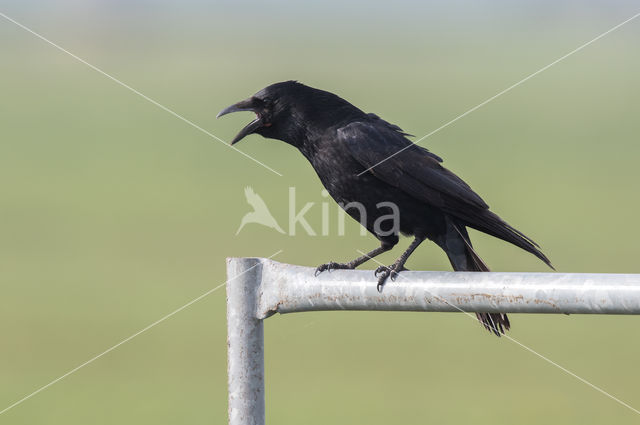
xmin=315 ymin=243 xmax=393 ymax=276
xmin=375 ymin=236 xmax=425 ymax=291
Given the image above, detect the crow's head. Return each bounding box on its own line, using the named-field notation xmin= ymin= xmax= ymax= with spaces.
xmin=217 ymin=81 xmax=363 ymax=146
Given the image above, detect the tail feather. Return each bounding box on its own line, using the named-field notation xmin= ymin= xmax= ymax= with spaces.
xmin=475 ymin=312 xmax=510 ymax=336
xmin=441 ymin=217 xmax=511 ymax=337
xmin=451 ymin=209 xmax=554 ymax=270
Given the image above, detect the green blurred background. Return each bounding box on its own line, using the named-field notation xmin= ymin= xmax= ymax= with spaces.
xmin=1 ymin=1 xmax=640 ymax=423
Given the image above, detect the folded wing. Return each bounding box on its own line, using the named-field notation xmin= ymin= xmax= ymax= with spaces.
xmin=339 ymin=120 xmax=552 ymax=268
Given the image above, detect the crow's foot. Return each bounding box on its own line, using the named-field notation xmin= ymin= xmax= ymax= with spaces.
xmin=315 ymin=261 xmax=354 ymax=277
xmin=374 ymin=265 xmax=409 ymax=291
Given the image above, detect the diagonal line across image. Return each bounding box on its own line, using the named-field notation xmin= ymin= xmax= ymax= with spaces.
xmin=2 ymin=4 xmax=639 ymax=422
xmin=0 ymin=250 xmax=283 ymax=416
xmin=0 ymin=11 xmax=283 ymax=177
xmin=356 ymin=11 xmax=640 ymax=177
xmin=356 ymin=249 xmax=640 ymax=416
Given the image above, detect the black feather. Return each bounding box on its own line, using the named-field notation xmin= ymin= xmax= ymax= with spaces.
xmin=222 ymin=81 xmax=553 ymax=336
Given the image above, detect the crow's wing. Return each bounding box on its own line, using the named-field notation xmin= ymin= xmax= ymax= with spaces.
xmin=366 ymin=113 xmax=416 ymax=139
xmin=339 ymin=121 xmax=553 ymax=269
xmin=339 ymin=121 xmax=489 ymax=212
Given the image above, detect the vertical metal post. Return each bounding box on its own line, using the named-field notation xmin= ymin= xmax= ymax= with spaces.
xmin=226 ymin=258 xmax=265 ymax=425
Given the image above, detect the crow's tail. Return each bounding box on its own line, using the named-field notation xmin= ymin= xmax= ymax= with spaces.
xmin=457 ymin=209 xmax=554 ymax=270
xmin=438 ymin=217 xmax=510 ymax=336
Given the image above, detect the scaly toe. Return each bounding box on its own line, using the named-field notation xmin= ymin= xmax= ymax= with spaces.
xmin=376 ymin=275 xmax=389 ymax=292
xmin=314 ymin=263 xmax=329 ymax=276
xmin=316 ymin=261 xmax=353 ymax=276
xmin=374 ymin=265 xmax=388 ymax=277
xmin=376 ymin=269 xmax=392 ymax=292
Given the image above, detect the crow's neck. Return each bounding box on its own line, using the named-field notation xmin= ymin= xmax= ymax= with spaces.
xmin=285 ymin=106 xmax=366 ymax=160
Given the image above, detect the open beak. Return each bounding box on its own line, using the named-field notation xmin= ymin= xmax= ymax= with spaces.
xmin=217 ymin=98 xmax=263 ymax=145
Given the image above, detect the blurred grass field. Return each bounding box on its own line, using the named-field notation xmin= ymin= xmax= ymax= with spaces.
xmin=1 ymin=2 xmax=640 ymax=424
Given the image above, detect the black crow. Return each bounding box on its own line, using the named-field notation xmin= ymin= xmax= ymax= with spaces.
xmin=218 ymin=81 xmax=552 ymax=335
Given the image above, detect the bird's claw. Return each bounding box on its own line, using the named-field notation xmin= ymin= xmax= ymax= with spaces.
xmin=314 ymin=264 xmax=328 ymax=277
xmin=315 ymin=261 xmax=352 ymax=277
xmin=375 ymin=264 xmax=401 ymax=292
xmin=374 ymin=265 xmax=386 ymax=278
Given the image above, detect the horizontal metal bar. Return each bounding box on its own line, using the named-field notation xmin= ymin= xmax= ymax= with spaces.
xmin=225 ymin=258 xmax=640 ymax=319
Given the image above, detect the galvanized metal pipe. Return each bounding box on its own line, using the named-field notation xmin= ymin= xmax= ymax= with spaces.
xmin=234 ymin=258 xmax=640 ymax=319
xmin=226 ymin=258 xmax=265 ymax=425
xmin=226 ymin=257 xmax=640 ymax=424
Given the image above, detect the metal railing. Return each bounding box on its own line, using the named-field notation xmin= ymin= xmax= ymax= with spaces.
xmin=226 ymin=257 xmax=640 ymax=425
